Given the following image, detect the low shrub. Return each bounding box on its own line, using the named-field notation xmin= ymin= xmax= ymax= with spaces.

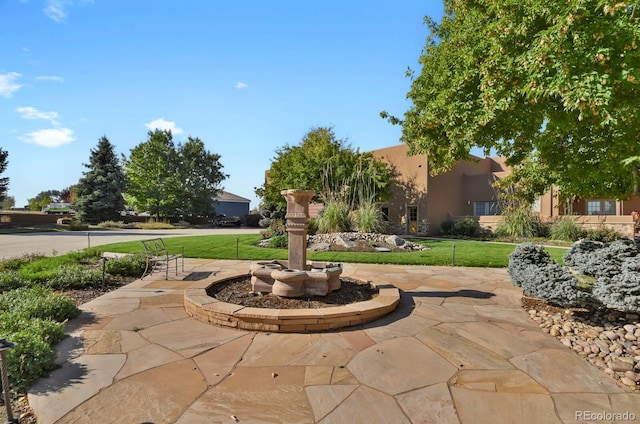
xmin=453 ymin=218 xmax=480 ymax=237
xmin=507 ymin=243 xmax=590 ymax=307
xmin=260 ymin=219 xmax=286 ymax=240
xmin=0 ymin=285 xmax=80 ymax=392
xmin=243 ymin=213 xmax=261 ymax=228
xmin=582 ymin=227 xmax=623 ymax=243
xmin=258 ymin=217 xmax=273 ymax=228
xmin=136 ymin=221 xmax=176 ymax=230
xmin=266 ymin=234 xmax=288 ymax=248
xmin=53 ymin=265 xmax=104 ymax=290
xmin=0 ymin=285 xmax=81 ymax=322
xmin=440 ymin=218 xmax=479 ymax=237
xmin=2 ymin=324 xmax=60 ymax=392
xmin=440 ymin=219 xmax=455 ymax=235
xmin=0 ymin=254 xmax=44 ymax=272
xmin=69 ymin=222 xmax=90 ymax=231
xmin=0 ymin=270 xmax=27 ymax=293
xmin=564 ymin=239 xmax=638 ymax=279
xmin=563 ymin=240 xmax=605 ymax=268
xmin=97 ymin=220 xmax=128 ymax=229
xmin=592 ymin=267 xmax=640 ymax=313
xmin=103 ymin=253 xmax=147 ymax=277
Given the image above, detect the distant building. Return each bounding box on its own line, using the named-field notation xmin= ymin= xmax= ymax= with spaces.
xmin=214 ymin=191 xmax=251 ymax=217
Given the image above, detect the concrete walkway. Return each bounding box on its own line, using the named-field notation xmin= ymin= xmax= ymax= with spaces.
xmin=27 ymin=260 xmax=640 ymax=423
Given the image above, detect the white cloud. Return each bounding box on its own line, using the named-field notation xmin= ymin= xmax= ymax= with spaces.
xmin=44 ymin=0 xmax=68 ymax=22
xmin=235 ymin=81 xmax=248 ymax=89
xmin=36 ymin=75 xmax=64 ymax=83
xmin=16 ymin=106 xmax=60 ymax=125
xmin=43 ymin=0 xmax=93 ymax=22
xmin=144 ymin=118 xmax=184 ymax=135
xmin=19 ymin=128 xmax=75 ymax=147
xmin=0 ymin=72 xmax=22 ymax=98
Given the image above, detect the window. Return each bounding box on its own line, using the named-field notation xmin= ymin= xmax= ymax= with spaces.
xmin=408 ymin=206 xmax=418 ymax=222
xmin=380 ymin=206 xmax=389 ymax=221
xmin=474 ymin=201 xmax=498 ymax=216
xmin=531 ymin=197 xmax=541 ymax=213
xmin=587 ymin=200 xmax=616 ymax=216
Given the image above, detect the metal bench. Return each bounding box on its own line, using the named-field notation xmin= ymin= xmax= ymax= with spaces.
xmin=141 ymin=238 xmax=184 ymax=279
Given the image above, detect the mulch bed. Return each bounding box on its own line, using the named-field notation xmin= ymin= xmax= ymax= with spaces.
xmin=206 ymin=276 xmax=378 ymax=309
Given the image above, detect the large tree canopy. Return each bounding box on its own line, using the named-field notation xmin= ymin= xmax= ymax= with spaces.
xmin=28 ymin=190 xmax=62 ymax=211
xmin=256 ymin=126 xmax=394 ymax=208
xmin=123 ymin=130 xmax=227 ymax=218
xmin=74 ymin=136 xmax=126 ymax=224
xmin=175 ymin=137 xmax=227 ymax=217
xmin=388 ymin=0 xmax=640 ymax=200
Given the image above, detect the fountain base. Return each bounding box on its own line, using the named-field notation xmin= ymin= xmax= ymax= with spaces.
xmin=184 ymin=271 xmax=400 ymax=333
xmin=250 ymin=260 xmax=342 ymax=298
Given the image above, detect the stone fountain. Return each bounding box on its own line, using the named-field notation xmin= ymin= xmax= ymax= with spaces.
xmin=250 ymin=189 xmax=343 ymax=297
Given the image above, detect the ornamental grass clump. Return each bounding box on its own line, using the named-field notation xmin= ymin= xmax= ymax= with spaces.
xmin=495 ymin=208 xmax=548 ymax=238
xmin=550 ymin=216 xmax=583 ymax=241
xmin=318 ymin=200 xmax=352 ymax=234
xmin=352 ymin=201 xmax=386 ymax=234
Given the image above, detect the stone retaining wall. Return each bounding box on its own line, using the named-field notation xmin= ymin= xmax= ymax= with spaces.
xmin=472 ymin=215 xmax=636 ymax=239
xmin=184 ymin=275 xmax=400 ymax=333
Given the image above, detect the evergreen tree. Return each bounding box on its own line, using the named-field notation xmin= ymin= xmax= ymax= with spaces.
xmin=0 ymin=148 xmax=8 ymax=202
xmin=74 ymin=136 xmax=126 ymax=224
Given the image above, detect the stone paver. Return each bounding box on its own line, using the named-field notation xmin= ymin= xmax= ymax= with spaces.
xmin=26 ymin=260 xmax=640 ymax=424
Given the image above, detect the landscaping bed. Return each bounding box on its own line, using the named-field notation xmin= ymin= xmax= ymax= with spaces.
xmin=510 ymin=240 xmax=640 ymax=392
xmin=207 ymin=275 xmax=377 ymax=309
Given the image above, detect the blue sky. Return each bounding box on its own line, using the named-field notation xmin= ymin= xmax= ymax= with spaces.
xmin=1 ymin=0 xmax=443 ymax=210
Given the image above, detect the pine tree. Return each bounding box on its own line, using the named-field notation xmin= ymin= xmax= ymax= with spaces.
xmin=74 ymin=136 xmax=126 ymax=224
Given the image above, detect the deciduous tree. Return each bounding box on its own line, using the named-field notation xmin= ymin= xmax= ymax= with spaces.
xmin=28 ymin=190 xmax=61 ymax=211
xmin=123 ymin=130 xmax=227 ymax=219
xmin=123 ymin=130 xmax=179 ymax=218
xmin=386 ymin=0 xmax=640 ymax=199
xmin=175 ymin=137 xmax=227 ymax=218
xmin=73 ymin=136 xmax=126 ymax=224
xmin=256 ymin=126 xmax=394 ymax=208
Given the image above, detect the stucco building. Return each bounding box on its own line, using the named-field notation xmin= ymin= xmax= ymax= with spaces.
xmin=372 ymin=144 xmax=639 ymax=238
xmin=372 ymin=144 xmax=508 ymax=236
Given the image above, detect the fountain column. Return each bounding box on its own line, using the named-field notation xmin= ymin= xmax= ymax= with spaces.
xmin=281 ymin=189 xmax=315 ymax=271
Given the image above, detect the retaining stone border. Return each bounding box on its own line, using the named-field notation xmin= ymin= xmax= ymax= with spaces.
xmin=184 ymin=274 xmax=400 ymax=332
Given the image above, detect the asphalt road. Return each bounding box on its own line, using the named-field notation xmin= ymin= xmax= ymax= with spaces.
xmin=0 ymin=227 xmax=261 ymax=259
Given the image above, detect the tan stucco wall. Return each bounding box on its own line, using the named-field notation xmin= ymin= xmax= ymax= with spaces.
xmin=372 ymin=144 xmax=428 ymax=234
xmin=372 ymin=144 xmax=509 ymax=235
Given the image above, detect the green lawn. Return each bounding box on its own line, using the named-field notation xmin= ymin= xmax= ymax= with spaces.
xmin=98 ymin=234 xmax=568 ymax=268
